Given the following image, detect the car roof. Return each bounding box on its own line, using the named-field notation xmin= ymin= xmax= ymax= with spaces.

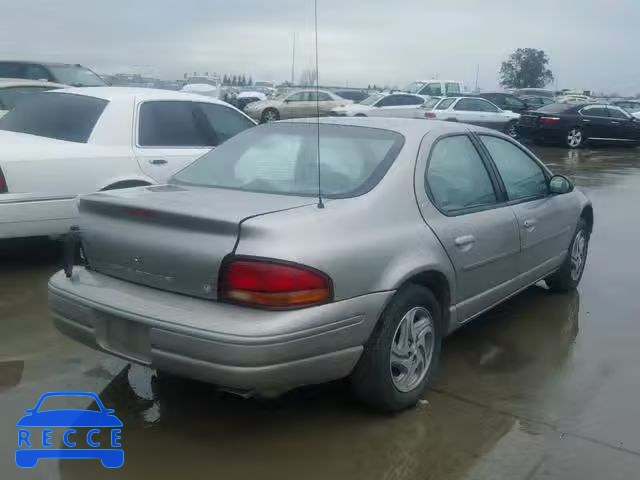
xmin=46 ymin=86 xmax=231 ymax=105
xmin=279 ymin=116 xmax=503 ymax=138
xmin=0 ymin=78 xmax=66 ymax=88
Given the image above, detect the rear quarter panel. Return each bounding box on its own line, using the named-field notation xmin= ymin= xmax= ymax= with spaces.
xmin=234 ymin=143 xmax=457 ymax=305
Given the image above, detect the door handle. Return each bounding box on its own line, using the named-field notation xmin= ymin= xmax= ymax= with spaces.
xmin=523 ymin=219 xmax=537 ymax=231
xmin=454 ymin=235 xmax=475 ymax=248
xmin=148 ymin=159 xmax=168 ymax=165
xmin=610 ymin=121 xmax=621 ymax=125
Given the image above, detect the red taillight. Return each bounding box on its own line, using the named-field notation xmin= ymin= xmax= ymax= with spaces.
xmin=0 ymin=167 xmax=7 ymax=193
xmin=221 ymin=258 xmax=332 ymax=308
xmin=539 ymin=116 xmax=560 ymax=125
xmin=424 ymin=112 xmax=437 ymax=119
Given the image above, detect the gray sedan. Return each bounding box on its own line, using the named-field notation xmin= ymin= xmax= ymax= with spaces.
xmin=48 ymin=118 xmax=592 ymax=412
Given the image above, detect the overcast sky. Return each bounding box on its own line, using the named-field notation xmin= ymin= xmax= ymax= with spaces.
xmin=3 ymin=0 xmax=639 ymax=94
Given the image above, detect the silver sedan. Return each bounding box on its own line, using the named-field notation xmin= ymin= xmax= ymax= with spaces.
xmin=48 ymin=118 xmax=592 ymax=412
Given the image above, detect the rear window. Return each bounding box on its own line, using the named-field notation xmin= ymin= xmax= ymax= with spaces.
xmin=172 ymin=123 xmax=404 ymax=198
xmin=535 ymin=103 xmax=575 ymax=114
xmin=0 ymin=92 xmax=107 ymax=143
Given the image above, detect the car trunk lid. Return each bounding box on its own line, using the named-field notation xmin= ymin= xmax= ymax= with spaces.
xmin=78 ymin=184 xmax=316 ymax=300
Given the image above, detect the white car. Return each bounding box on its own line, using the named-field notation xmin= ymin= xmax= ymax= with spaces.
xmin=0 ymin=78 xmax=65 ymax=118
xmin=330 ymin=93 xmax=426 ymax=118
xmin=417 ymin=96 xmax=521 ymax=137
xmin=0 ymin=87 xmax=255 ymax=239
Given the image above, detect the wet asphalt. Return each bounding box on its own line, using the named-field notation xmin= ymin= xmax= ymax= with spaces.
xmin=1 ymin=145 xmax=640 ymax=479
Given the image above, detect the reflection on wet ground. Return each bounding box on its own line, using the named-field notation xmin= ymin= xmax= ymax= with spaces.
xmin=1 ymin=146 xmax=640 ymax=479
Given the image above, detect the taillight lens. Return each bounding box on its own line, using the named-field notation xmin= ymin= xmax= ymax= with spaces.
xmin=540 ymin=116 xmax=560 ymax=125
xmin=424 ymin=112 xmax=437 ymax=119
xmin=0 ymin=167 xmax=7 ymax=193
xmin=221 ymin=258 xmax=332 ymax=308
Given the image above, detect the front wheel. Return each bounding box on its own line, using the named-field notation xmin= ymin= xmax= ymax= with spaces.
xmin=547 ymin=218 xmax=589 ymax=291
xmin=261 ymin=108 xmax=280 ymax=123
xmin=566 ymin=127 xmax=584 ymax=148
xmin=350 ymin=285 xmax=442 ymax=412
xmin=505 ymin=120 xmax=518 ymax=138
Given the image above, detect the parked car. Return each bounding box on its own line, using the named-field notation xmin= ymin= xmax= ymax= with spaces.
xmin=475 ymin=92 xmax=530 ymax=113
xmin=0 ymin=61 xmax=105 ymax=87
xmin=333 ymin=89 xmax=370 ymax=104
xmin=556 ymin=94 xmax=596 ymax=105
xmin=330 ymin=93 xmax=426 ymax=117
xmin=406 ymin=80 xmax=465 ymax=97
xmin=0 ymin=79 xmax=65 ymax=118
xmin=519 ymin=95 xmax=554 ymax=110
xmin=517 ymin=103 xmax=640 ymax=148
xmin=49 ymin=117 xmax=592 ymax=413
xmin=244 ymin=89 xmax=351 ymax=122
xmin=0 ymin=87 xmax=255 ymax=239
xmin=420 ymin=96 xmax=520 ymax=137
xmin=514 ymin=88 xmax=555 ymax=98
xmin=235 ymin=90 xmax=267 ymax=111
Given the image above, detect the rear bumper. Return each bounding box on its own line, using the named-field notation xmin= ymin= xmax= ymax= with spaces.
xmin=516 ymin=124 xmax=564 ymax=143
xmin=48 ymin=268 xmax=393 ymax=392
xmin=0 ymin=195 xmax=76 ymax=239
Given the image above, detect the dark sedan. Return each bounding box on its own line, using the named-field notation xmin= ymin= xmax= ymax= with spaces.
xmin=517 ymin=103 xmax=640 ymax=148
xmin=475 ymin=92 xmax=530 ymax=113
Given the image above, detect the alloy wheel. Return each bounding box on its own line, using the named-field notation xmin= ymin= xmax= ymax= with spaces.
xmin=570 ymin=230 xmax=587 ymax=280
xmin=506 ymin=122 xmax=518 ymax=138
xmin=390 ymin=306 xmax=434 ymax=393
xmin=567 ymin=128 xmax=582 ymax=148
xmin=263 ymin=110 xmax=278 ymax=122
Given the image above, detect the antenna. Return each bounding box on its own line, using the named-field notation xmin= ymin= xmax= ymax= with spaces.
xmin=291 ymin=32 xmax=296 ymax=85
xmin=314 ymin=0 xmax=324 ymax=209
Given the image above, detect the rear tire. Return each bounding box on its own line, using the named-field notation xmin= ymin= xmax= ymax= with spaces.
xmin=566 ymin=126 xmax=584 ymax=148
xmin=505 ymin=120 xmax=518 ymax=138
xmin=350 ymin=285 xmax=443 ymax=413
xmin=547 ymin=218 xmax=589 ymax=291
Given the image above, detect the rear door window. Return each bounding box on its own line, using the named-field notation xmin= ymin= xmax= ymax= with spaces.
xmin=606 ymin=106 xmax=631 ymax=119
xmin=377 ymin=95 xmax=405 ymax=107
xmin=138 ymin=101 xmax=214 ymax=147
xmin=0 ymin=92 xmax=107 ymax=143
xmin=426 ymin=135 xmax=497 ymax=213
xmin=580 ymin=106 xmax=608 ymax=117
xmin=435 ymin=98 xmax=456 ymax=110
xmin=197 ymin=103 xmax=254 ymax=144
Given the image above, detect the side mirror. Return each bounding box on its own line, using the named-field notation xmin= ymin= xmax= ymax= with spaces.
xmin=283 ymin=98 xmax=291 ymax=103
xmin=549 ymin=175 xmax=574 ymax=194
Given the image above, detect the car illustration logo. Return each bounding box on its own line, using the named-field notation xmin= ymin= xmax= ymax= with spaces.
xmin=133 ymin=256 xmax=143 ymax=266
xmin=15 ymin=391 xmax=124 ymax=468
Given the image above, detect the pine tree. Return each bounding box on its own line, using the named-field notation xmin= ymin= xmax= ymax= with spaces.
xmin=231 ymin=75 xmax=237 ymax=86
xmin=248 ymin=76 xmax=253 ymax=86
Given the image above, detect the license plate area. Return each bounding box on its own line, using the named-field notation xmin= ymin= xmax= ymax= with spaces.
xmin=96 ymin=313 xmax=151 ymax=364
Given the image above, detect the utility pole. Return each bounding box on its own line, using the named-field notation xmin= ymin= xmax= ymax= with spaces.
xmin=475 ymin=64 xmax=479 ymax=92
xmin=291 ymin=32 xmax=296 ymax=84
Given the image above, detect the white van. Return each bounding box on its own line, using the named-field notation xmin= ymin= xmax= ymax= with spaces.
xmin=406 ymin=79 xmax=465 ymax=97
